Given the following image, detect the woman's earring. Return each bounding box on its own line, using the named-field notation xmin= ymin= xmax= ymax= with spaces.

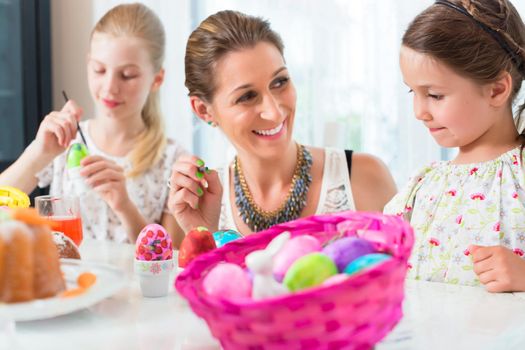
xmin=207 ymin=121 xmax=218 ymax=127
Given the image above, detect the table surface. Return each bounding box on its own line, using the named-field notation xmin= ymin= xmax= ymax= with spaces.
xmin=3 ymin=239 xmax=525 ymax=350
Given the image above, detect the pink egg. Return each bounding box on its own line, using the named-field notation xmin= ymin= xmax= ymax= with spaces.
xmin=135 ymin=224 xmax=173 ymax=261
xmin=273 ymin=235 xmax=321 ymax=282
xmin=203 ymin=263 xmax=252 ymax=299
xmin=322 ymin=273 xmax=350 ymax=287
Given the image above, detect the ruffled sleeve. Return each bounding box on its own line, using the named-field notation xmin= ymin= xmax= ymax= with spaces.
xmin=383 ymin=163 xmax=437 ymax=221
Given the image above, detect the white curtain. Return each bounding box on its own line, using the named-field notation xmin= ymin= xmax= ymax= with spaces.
xmin=88 ymin=0 xmax=525 ymax=186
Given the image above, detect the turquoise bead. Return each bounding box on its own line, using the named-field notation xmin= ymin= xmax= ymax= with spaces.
xmin=344 ymin=253 xmax=391 ymax=275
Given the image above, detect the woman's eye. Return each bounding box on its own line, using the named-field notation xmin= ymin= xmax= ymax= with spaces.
xmin=272 ymin=76 xmax=289 ymax=88
xmin=428 ymin=93 xmax=443 ymax=100
xmin=407 ymin=89 xmax=413 ymax=93
xmin=93 ymin=68 xmax=104 ymax=74
xmin=236 ymin=91 xmax=257 ymax=103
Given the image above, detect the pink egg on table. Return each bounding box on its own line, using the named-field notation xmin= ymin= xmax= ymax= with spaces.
xmin=203 ymin=263 xmax=252 ymax=299
xmin=135 ymin=224 xmax=173 ymax=261
xmin=273 ymin=235 xmax=321 ymax=282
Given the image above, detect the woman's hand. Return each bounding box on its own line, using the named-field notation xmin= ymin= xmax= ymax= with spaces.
xmin=167 ymin=155 xmax=223 ymax=233
xmin=471 ymin=244 xmax=525 ymax=292
xmin=33 ymin=100 xmax=83 ymax=159
xmin=80 ymin=155 xmax=131 ymax=213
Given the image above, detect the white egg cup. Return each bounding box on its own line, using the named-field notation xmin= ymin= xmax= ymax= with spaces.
xmin=134 ymin=258 xmax=174 ymax=297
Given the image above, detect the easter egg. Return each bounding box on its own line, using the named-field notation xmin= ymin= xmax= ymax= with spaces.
xmin=66 ymin=143 xmax=89 ymax=169
xmin=283 ymin=253 xmax=338 ymax=292
xmin=135 ymin=224 xmax=173 ymax=261
xmin=322 ymin=237 xmax=376 ymax=272
xmin=212 ymin=229 xmax=242 ymax=247
xmin=273 ymin=235 xmax=321 ymax=282
xmin=322 ymin=273 xmax=350 ymax=287
xmin=178 ymin=226 xmax=216 ymax=268
xmin=344 ymin=253 xmax=391 ymax=276
xmin=203 ymin=263 xmax=252 ymax=299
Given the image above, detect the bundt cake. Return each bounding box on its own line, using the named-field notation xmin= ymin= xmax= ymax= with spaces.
xmin=52 ymin=231 xmax=81 ymax=259
xmin=0 ymin=211 xmax=66 ymax=303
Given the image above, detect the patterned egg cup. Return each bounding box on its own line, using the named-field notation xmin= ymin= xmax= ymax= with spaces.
xmin=134 ymin=259 xmax=174 ymax=297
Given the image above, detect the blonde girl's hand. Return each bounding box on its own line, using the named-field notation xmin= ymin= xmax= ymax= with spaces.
xmin=80 ymin=155 xmax=131 ymax=213
xmin=167 ymin=155 xmax=223 ymax=233
xmin=33 ymin=100 xmax=83 ymax=158
xmin=471 ymin=244 xmax=525 ymax=292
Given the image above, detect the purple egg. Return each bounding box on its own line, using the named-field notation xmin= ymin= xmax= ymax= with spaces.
xmin=322 ymin=237 xmax=376 ymax=272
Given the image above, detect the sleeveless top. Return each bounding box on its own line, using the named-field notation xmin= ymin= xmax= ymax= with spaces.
xmin=37 ymin=120 xmax=187 ymax=243
xmin=218 ymin=147 xmax=356 ymax=232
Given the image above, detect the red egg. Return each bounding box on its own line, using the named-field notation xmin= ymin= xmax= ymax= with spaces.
xmin=178 ymin=226 xmax=217 ymax=268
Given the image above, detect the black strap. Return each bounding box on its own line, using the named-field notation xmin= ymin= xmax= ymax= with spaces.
xmin=344 ymin=150 xmax=353 ymax=179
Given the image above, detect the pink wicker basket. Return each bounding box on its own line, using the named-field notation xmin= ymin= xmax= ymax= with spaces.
xmin=175 ymin=211 xmax=414 ymax=350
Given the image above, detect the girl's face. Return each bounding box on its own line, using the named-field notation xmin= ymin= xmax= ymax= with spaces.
xmin=87 ymin=33 xmax=163 ymax=121
xmin=205 ymin=41 xmax=296 ymax=159
xmin=400 ymin=45 xmax=498 ymax=150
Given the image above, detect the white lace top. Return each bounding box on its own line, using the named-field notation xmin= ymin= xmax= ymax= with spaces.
xmin=218 ymin=148 xmax=356 ymax=232
xmin=384 ymin=146 xmax=525 ymax=286
xmin=37 ymin=120 xmax=187 ymax=243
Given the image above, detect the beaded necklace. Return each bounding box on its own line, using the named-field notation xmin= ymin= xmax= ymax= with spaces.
xmin=233 ymin=144 xmax=313 ymax=232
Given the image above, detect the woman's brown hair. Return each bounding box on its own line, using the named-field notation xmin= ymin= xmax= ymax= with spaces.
xmin=185 ymin=10 xmax=284 ymax=102
xmin=403 ymin=0 xmax=525 ymax=138
xmin=92 ymin=3 xmax=166 ymax=177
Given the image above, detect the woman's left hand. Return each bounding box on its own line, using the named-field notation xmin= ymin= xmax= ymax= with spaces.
xmin=471 ymin=244 xmax=525 ymax=292
xmin=80 ymin=155 xmax=131 ymax=213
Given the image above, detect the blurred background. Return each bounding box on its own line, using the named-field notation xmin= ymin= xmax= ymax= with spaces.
xmin=2 ymin=0 xmax=525 ymax=187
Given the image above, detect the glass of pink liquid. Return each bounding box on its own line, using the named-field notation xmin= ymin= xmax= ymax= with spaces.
xmin=35 ymin=195 xmax=83 ymax=246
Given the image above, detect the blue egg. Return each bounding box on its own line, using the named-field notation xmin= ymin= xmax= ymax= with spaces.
xmin=213 ymin=230 xmax=242 ymax=247
xmin=343 ymin=253 xmax=391 ymax=275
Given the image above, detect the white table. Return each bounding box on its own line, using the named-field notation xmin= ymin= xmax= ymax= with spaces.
xmin=4 ymin=240 xmax=525 ymax=350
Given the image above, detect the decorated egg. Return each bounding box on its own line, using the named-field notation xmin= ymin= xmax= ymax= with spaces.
xmin=283 ymin=252 xmax=338 ymax=292
xmin=322 ymin=237 xmax=376 ymax=272
xmin=203 ymin=263 xmax=252 ymax=299
xmin=66 ymin=143 xmax=89 ymax=169
xmin=212 ymin=229 xmax=242 ymax=248
xmin=0 ymin=186 xmax=30 ymax=208
xmin=178 ymin=226 xmax=216 ymax=268
xmin=344 ymin=253 xmax=391 ymax=276
xmin=273 ymin=235 xmax=321 ymax=282
xmin=135 ymin=224 xmax=173 ymax=261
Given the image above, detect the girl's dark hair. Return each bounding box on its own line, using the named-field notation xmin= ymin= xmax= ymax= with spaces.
xmin=185 ymin=10 xmax=284 ymax=103
xmin=403 ymin=0 xmax=525 ymax=144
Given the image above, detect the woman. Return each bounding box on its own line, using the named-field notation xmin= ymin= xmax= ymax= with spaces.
xmin=169 ymin=10 xmax=396 ymax=236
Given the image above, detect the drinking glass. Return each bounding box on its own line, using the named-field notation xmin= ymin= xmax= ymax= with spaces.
xmin=35 ymin=195 xmax=83 ymax=246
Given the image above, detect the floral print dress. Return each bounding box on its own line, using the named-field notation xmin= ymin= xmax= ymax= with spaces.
xmin=37 ymin=120 xmax=187 ymax=243
xmin=384 ymin=146 xmax=525 ymax=286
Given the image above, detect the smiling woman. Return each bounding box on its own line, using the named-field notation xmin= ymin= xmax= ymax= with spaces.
xmin=168 ymin=10 xmax=397 ymax=237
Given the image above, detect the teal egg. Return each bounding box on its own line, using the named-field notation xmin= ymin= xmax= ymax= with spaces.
xmin=66 ymin=143 xmax=89 ymax=168
xmin=212 ymin=230 xmax=242 ymax=248
xmin=283 ymin=252 xmax=338 ymax=292
xmin=343 ymin=253 xmax=391 ymax=275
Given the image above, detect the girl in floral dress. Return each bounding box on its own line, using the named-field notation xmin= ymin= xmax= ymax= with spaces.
xmin=385 ymin=0 xmax=525 ymax=292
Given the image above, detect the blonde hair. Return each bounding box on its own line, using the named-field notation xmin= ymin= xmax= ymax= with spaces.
xmin=91 ymin=3 xmax=166 ymax=177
